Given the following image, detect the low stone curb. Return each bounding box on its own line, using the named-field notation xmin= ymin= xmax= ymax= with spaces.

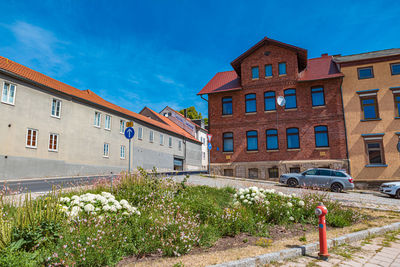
xmin=209 ymin=222 xmax=400 ymax=267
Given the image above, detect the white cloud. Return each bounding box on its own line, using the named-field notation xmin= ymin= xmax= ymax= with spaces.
xmin=155 ymin=74 xmax=184 ymax=88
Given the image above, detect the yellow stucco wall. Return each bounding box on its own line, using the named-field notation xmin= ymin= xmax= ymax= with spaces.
xmin=341 ymin=60 xmax=400 ymax=181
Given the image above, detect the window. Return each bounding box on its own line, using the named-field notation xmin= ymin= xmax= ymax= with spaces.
xmin=48 ymin=133 xmax=58 ymax=152
xmin=303 ymin=169 xmax=318 ymax=175
xmin=105 ymin=115 xmax=111 ymax=130
xmin=334 ymin=171 xmax=347 ymax=177
xmin=222 ymin=97 xmax=233 ymax=115
xmin=279 ymin=62 xmax=287 ymax=75
xmin=358 ymin=67 xmax=374 ymax=79
xmin=202 ymin=152 xmax=206 ymax=160
xmin=160 ymin=134 xmax=164 ymax=145
xmin=119 ymin=120 xmax=125 ymax=134
xmin=169 ymin=137 xmax=172 ymax=147
xmin=94 ymin=112 xmax=101 ymax=127
xmin=268 ymin=168 xmax=279 ymax=178
xmin=178 ymin=140 xmax=182 ymax=151
xmin=120 ymin=145 xmax=125 ymax=159
xmin=51 ymin=99 xmax=61 ymax=118
xmin=266 ymin=129 xmax=279 ymax=150
xmin=138 ymin=127 xmax=143 ymax=139
xmin=394 ymin=94 xmax=400 ymax=117
xmin=361 ymin=97 xmax=379 ymax=120
xmin=245 ymin=93 xmax=257 ymax=113
xmin=365 ymin=141 xmax=384 ymax=165
xmin=223 ymin=132 xmax=233 ymax=152
xmin=224 ymin=169 xmax=233 ymax=176
xmin=246 ymin=130 xmax=258 ymax=151
xmin=265 ymin=64 xmax=272 ymax=77
xmin=103 ymin=143 xmax=109 ymax=157
xmin=251 ymin=66 xmax=259 ymax=79
xmin=287 ymin=128 xmax=300 ymax=149
xmin=311 ymin=87 xmax=325 ymax=107
xmin=391 ymin=63 xmax=400 ymax=75
xmin=314 ymin=126 xmax=329 ymax=147
xmin=248 ymin=168 xmax=258 ymax=179
xmin=290 ymin=167 xmax=301 ymax=173
xmin=1 ymin=82 xmax=16 ymax=105
xmin=317 ymin=169 xmax=332 ymax=176
xmin=26 ymin=129 xmax=38 ymax=148
xmin=149 ymin=131 xmax=154 ymax=142
xmin=264 ymin=91 xmax=276 ymax=111
xmin=284 ymin=89 xmax=297 ymax=109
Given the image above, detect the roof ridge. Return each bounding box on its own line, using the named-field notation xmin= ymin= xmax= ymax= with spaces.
xmin=337 ymin=48 xmax=400 ymax=58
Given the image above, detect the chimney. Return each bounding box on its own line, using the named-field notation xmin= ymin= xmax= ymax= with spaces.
xmin=321 ymin=53 xmax=328 ymax=57
xmin=184 ymin=108 xmax=187 ymax=118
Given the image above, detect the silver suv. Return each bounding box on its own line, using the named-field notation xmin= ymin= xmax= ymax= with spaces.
xmin=279 ymin=168 xmax=354 ymax=192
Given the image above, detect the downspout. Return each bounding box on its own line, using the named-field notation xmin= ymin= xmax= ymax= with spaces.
xmin=184 ymin=137 xmax=187 ymax=171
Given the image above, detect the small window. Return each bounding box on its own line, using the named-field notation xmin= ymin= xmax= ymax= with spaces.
xmin=334 ymin=171 xmax=347 ymax=177
xmin=266 ymin=129 xmax=278 ymax=150
xmin=51 ymin=99 xmax=62 ymax=118
xmin=160 ymin=134 xmax=164 ymax=145
xmin=248 ymin=168 xmax=258 ymax=179
xmin=311 ymin=87 xmax=325 ymax=107
xmin=365 ymin=141 xmax=385 ymax=165
xmin=103 ymin=143 xmax=109 ymax=157
xmin=223 ymin=132 xmax=234 ymax=152
xmin=202 ymin=152 xmax=206 ymax=160
xmin=394 ymin=94 xmax=400 ymax=117
xmin=358 ymin=67 xmax=374 ymax=79
xmin=290 ymin=167 xmax=301 ymax=173
xmin=316 ymin=169 xmax=332 ymax=176
xmin=391 ymin=63 xmax=400 ymax=75
xmin=224 ymin=169 xmax=233 ymax=176
xmin=119 ymin=120 xmax=125 ymax=134
xmin=105 ymin=115 xmax=111 ymax=130
xmin=149 ymin=131 xmax=154 ymax=142
xmin=138 ymin=127 xmax=143 ymax=139
xmin=278 ymin=62 xmax=287 ymax=75
xmin=120 ymin=145 xmax=125 ymax=159
xmin=264 ymin=91 xmax=276 ymax=111
xmin=265 ymin=64 xmax=272 ymax=77
xmin=361 ymin=97 xmax=379 ymax=120
xmin=1 ymin=82 xmax=16 ymax=105
xmin=48 ymin=133 xmax=58 ymax=152
xmin=245 ymin=93 xmax=257 ymax=113
xmin=94 ymin=112 xmax=101 ymax=127
xmin=246 ymin=130 xmax=258 ymax=151
xmin=314 ymin=126 xmax=329 ymax=147
xmin=222 ymin=97 xmax=233 ymax=115
xmin=178 ymin=140 xmax=182 ymax=151
xmin=268 ymin=167 xmax=279 ymax=178
xmin=26 ymin=129 xmax=38 ymax=148
xmin=284 ymin=89 xmax=297 ymax=109
xmin=287 ymin=128 xmax=300 ymax=149
xmin=251 ymin=66 xmax=259 ymax=79
xmin=303 ymin=169 xmax=318 ymax=175
xmin=169 ymin=137 xmax=172 ymax=147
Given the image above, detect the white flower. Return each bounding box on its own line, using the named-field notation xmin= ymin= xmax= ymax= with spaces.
xmin=289 ymin=216 xmax=294 ymax=221
xmin=243 ymin=199 xmax=248 ymax=204
xmin=103 ymin=205 xmax=110 ymax=211
xmin=299 ymin=200 xmax=305 ymax=207
xmin=122 ymin=212 xmax=130 ymax=216
xmin=240 ymin=195 xmax=244 ymax=199
xmin=264 ymin=200 xmax=270 ymax=205
xmin=292 ymin=193 xmax=297 ymax=198
xmin=233 ymin=201 xmax=240 ymax=206
xmin=110 ymin=206 xmax=117 ymax=212
xmin=71 ymin=199 xmax=80 ymax=206
xmin=120 ymin=200 xmax=129 ymax=206
xmin=278 ymin=192 xmax=284 ymax=196
xmin=254 ymin=196 xmax=260 ymax=201
xmin=287 ymin=202 xmax=293 ymax=208
xmin=84 ymin=204 xmax=95 ymax=212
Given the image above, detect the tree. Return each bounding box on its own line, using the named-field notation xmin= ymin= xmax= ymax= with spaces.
xmin=179 ymin=106 xmax=208 ymax=125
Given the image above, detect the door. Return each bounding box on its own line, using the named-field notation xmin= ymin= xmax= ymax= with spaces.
xmin=314 ymin=169 xmax=332 ymax=188
xmin=301 ymin=169 xmax=318 ymax=187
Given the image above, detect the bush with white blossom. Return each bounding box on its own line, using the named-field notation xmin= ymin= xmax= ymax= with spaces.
xmin=59 ymin=192 xmax=140 ymax=218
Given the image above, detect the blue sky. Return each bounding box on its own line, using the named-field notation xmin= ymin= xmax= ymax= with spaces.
xmin=0 ymin=1 xmax=399 ymax=117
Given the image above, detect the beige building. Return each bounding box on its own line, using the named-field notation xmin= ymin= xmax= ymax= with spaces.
xmin=0 ymin=56 xmax=202 ymax=179
xmin=335 ymin=49 xmax=400 ymax=182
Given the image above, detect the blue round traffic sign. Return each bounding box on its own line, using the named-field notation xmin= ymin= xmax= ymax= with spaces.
xmin=208 ymin=143 xmax=212 ymax=150
xmin=124 ymin=127 xmax=135 ymax=139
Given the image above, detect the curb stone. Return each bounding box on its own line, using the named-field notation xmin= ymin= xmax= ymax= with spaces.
xmin=208 ymin=222 xmax=400 ymax=267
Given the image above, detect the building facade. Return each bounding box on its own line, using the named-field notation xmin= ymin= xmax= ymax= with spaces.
xmin=0 ymin=56 xmax=202 ymax=180
xmin=335 ymin=50 xmax=400 ymax=182
xmin=198 ymin=37 xmax=348 ymax=179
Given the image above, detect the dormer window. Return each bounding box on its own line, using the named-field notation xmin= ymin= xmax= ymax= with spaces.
xmin=251 ymin=67 xmax=259 ymax=79
xmin=279 ymin=62 xmax=287 ymax=75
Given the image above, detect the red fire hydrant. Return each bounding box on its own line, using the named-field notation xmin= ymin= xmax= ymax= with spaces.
xmin=315 ymin=202 xmax=329 ymax=260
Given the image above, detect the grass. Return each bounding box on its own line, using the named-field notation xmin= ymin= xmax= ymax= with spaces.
xmin=330 ymin=243 xmax=362 ymax=259
xmin=381 ymin=229 xmax=400 ymax=247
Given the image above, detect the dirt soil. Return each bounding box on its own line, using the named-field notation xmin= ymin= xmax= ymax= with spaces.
xmin=118 ymin=209 xmax=399 ymax=267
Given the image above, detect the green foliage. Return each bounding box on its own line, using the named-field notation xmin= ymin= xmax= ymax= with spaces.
xmin=179 ymin=106 xmax=203 ymax=120
xmin=0 ymin=212 xmax=12 ymax=250
xmin=255 ymin=237 xmax=273 ymax=248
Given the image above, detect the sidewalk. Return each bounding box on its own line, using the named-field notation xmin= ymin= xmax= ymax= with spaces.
xmin=277 ymin=230 xmax=400 ymax=267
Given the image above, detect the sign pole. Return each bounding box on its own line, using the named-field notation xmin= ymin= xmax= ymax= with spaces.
xmin=208 ymin=146 xmax=210 ymax=174
xmin=128 ymin=138 xmax=131 ymax=173
xmin=124 ymin=123 xmax=135 ymax=174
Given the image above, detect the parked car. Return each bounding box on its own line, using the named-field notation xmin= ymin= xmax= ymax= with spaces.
xmin=379 ymin=182 xmax=400 ymax=199
xmin=279 ymin=168 xmax=354 ymax=192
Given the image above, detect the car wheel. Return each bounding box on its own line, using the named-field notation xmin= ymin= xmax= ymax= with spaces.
xmin=287 ymin=178 xmax=299 ymax=187
xmin=396 ymin=189 xmax=400 ymax=199
xmin=331 ymin=183 xmax=343 ymax=193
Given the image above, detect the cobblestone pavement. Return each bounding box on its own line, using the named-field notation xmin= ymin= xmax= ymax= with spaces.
xmin=277 ymin=231 xmax=400 ymax=267
xmin=172 ymin=175 xmax=400 ymax=211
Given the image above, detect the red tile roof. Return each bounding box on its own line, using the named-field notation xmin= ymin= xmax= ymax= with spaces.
xmin=0 ymin=56 xmax=200 ymax=143
xmin=198 ymin=55 xmax=343 ymax=95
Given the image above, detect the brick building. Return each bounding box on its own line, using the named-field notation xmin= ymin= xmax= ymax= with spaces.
xmin=198 ymin=37 xmax=348 ymax=179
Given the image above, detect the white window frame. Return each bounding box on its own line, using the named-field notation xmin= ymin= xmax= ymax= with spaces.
xmin=94 ymin=112 xmax=101 ymax=127
xmin=160 ymin=133 xmax=164 ymax=145
xmin=105 ymin=115 xmax=111 ymax=130
xmin=138 ymin=127 xmax=143 ymax=140
xmin=149 ymin=130 xmax=154 ymax=143
xmin=103 ymin=143 xmax=110 ymax=158
xmin=120 ymin=145 xmax=126 ymax=159
xmin=51 ymin=98 xmax=62 ymax=118
xmin=48 ymin=133 xmax=59 ymax=152
xmin=1 ymin=82 xmax=16 ymax=105
xmin=119 ymin=120 xmax=125 ymax=134
xmin=26 ymin=128 xmax=38 ymax=149
xmin=169 ymin=137 xmax=172 ymax=147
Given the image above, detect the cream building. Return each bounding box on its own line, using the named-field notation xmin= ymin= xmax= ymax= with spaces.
xmin=0 ymin=56 xmax=202 ymax=179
